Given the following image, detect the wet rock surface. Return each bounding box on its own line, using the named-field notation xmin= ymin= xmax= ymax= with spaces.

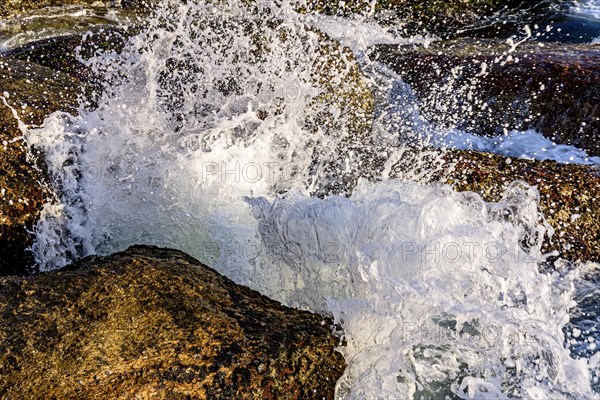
xmin=0 ymin=58 xmax=81 ymax=276
xmin=371 ymin=39 xmax=600 ymax=156
xmin=0 ymin=245 xmax=345 ymax=399
xmin=5 ymin=28 xmax=136 ymax=83
xmin=391 ymin=148 xmax=600 ymax=262
xmin=303 ymin=0 xmax=546 ymax=37
xmin=0 ymin=0 xmax=149 ymax=18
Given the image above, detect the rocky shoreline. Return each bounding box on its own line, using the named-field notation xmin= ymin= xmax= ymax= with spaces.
xmin=0 ymin=0 xmax=599 ymax=396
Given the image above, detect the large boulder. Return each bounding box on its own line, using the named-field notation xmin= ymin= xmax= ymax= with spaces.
xmin=390 ymin=148 xmax=600 ymax=262
xmin=0 ymin=245 xmax=345 ymax=398
xmin=371 ymin=39 xmax=600 ymax=156
xmin=0 ymin=58 xmax=81 ymax=276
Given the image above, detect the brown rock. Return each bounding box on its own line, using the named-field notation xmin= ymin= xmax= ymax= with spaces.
xmin=0 ymin=245 xmax=345 ymax=399
xmin=390 ymin=148 xmax=600 ymax=262
xmin=0 ymin=58 xmax=81 ymax=275
xmin=1 ymin=0 xmax=98 ymax=17
xmin=370 ymin=40 xmax=600 ymax=156
xmin=301 ymin=0 xmax=537 ymax=37
xmin=0 ymin=0 xmax=150 ymax=18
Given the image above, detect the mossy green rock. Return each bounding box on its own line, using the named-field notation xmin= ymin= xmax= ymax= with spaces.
xmin=0 ymin=245 xmax=345 ymax=399
xmin=0 ymin=58 xmax=81 ymax=276
xmin=371 ymin=40 xmax=600 ymax=156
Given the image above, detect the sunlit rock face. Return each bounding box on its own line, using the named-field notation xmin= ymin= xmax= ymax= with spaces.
xmin=0 ymin=245 xmax=345 ymax=398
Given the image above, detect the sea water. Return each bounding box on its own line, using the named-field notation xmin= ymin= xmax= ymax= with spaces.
xmin=9 ymin=0 xmax=599 ymax=397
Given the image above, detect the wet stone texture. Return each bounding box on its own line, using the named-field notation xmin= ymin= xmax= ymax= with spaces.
xmin=371 ymin=40 xmax=600 ymax=156
xmin=0 ymin=57 xmax=81 ymax=276
xmin=0 ymin=245 xmax=345 ymax=399
xmin=302 ymin=0 xmax=537 ymax=36
xmin=391 ymin=148 xmax=600 ymax=263
xmin=0 ymin=0 xmax=149 ymax=17
xmin=1 ymin=0 xmax=100 ymax=17
xmin=5 ymin=28 xmax=135 ymax=85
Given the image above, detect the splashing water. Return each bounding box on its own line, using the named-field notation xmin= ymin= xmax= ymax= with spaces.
xmin=0 ymin=5 xmax=138 ymax=51
xmin=247 ymin=180 xmax=595 ymax=398
xmin=572 ymin=0 xmax=600 ymax=20
xmin=20 ymin=0 xmax=599 ymax=397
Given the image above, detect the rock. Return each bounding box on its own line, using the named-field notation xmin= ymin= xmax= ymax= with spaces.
xmin=1 ymin=1 xmax=98 ymax=17
xmin=0 ymin=245 xmax=345 ymax=398
xmin=5 ymin=29 xmax=134 ymax=82
xmin=370 ymin=39 xmax=600 ymax=156
xmin=0 ymin=0 xmax=150 ymax=18
xmin=307 ymin=29 xmax=377 ymax=195
xmin=5 ymin=28 xmax=140 ymax=107
xmin=0 ymin=58 xmax=81 ymax=276
xmin=389 ymin=148 xmax=600 ymax=262
xmin=302 ymin=0 xmax=541 ymax=37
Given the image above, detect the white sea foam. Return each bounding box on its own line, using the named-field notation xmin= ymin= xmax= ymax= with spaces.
xmin=307 ymin=14 xmax=435 ymax=53
xmin=14 ymin=0 xmax=599 ymax=397
xmin=248 ymin=180 xmax=596 ymax=399
xmin=437 ymin=129 xmax=600 ymax=165
xmin=572 ymin=0 xmax=600 ymax=20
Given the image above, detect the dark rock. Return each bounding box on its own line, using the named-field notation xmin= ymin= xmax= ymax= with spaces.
xmin=302 ymin=0 xmax=545 ymax=37
xmin=0 ymin=245 xmax=345 ymax=398
xmin=0 ymin=0 xmax=151 ymax=18
xmin=0 ymin=58 xmax=81 ymax=276
xmin=371 ymin=39 xmax=600 ymax=156
xmin=5 ymin=28 xmax=140 ymax=107
xmin=390 ymin=148 xmax=600 ymax=262
xmin=5 ymin=28 xmax=135 ymax=83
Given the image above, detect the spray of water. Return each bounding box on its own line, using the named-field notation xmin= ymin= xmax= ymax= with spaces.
xmin=18 ymin=0 xmax=599 ymax=397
